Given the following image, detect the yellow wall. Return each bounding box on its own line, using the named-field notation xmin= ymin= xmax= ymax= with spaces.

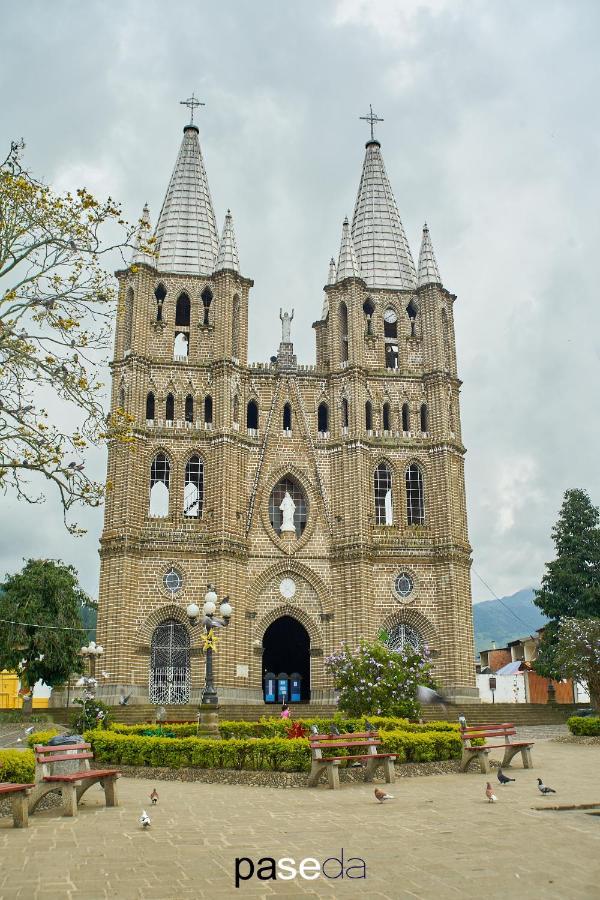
xmin=0 ymin=671 xmax=49 ymax=709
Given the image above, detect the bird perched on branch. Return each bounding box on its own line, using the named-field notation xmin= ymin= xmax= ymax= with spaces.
xmin=139 ymin=810 xmax=151 ymax=828
xmin=374 ymin=788 xmax=394 ymax=803
xmin=485 ymin=783 xmax=497 ymax=803
xmin=537 ymin=778 xmax=556 ymax=794
xmin=497 ymin=769 xmax=515 ymax=785
xmin=150 ymin=788 xmax=159 ymax=805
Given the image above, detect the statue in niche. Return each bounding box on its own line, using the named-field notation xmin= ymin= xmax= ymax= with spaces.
xmin=279 ymin=490 xmax=296 ymax=533
xmin=279 ymin=308 xmax=294 ymax=343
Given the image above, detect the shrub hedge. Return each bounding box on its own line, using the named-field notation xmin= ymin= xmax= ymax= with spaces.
xmin=0 ymin=749 xmax=34 ymax=783
xmin=567 ymin=716 xmax=600 ymax=736
xmin=26 ymin=728 xmax=62 ymax=748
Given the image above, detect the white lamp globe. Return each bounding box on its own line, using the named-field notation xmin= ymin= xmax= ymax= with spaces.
xmin=219 ymin=600 xmax=233 ymax=618
xmin=203 ymin=600 xmax=217 ymax=616
xmin=186 ymin=602 xmax=200 ymax=620
xmin=80 ymin=645 xmax=89 ymax=655
xmin=89 ymin=641 xmax=96 ymax=650
xmin=95 ymin=645 xmax=104 ymax=655
xmin=204 ymin=585 xmax=218 ymax=605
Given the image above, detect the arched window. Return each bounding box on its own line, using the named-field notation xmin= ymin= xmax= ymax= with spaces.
xmin=383 ymin=402 xmax=391 ymax=432
xmin=317 ymin=402 xmax=328 ymax=434
xmin=184 ymin=395 xmax=194 ymax=423
xmin=175 ymin=292 xmax=190 ymax=327
xmin=341 ymin=397 xmax=349 ymax=429
xmin=118 ymin=386 xmax=125 ymax=411
xmin=402 ymin=402 xmax=410 ymax=433
xmin=363 ymin=299 xmax=374 ymax=336
xmin=154 ymin=284 xmax=166 ymax=322
xmin=406 ymin=463 xmax=425 ymax=525
xmin=247 ymin=399 xmax=259 ymax=431
xmin=201 ymin=287 xmax=213 ymax=326
xmin=339 ymin=302 xmax=348 ymax=363
xmin=174 ymin=332 xmax=189 ymax=358
xmin=233 ymin=395 xmax=239 ymax=423
xmin=442 ymin=308 xmax=450 ymax=369
xmin=123 ymin=287 xmax=133 ymax=351
xmin=374 ymin=462 xmax=393 ymax=525
xmin=149 ymin=453 xmax=170 ymax=517
xmin=420 ymin=403 xmax=429 ymax=433
xmin=283 ymin=402 xmax=292 ymax=431
xmin=231 ymin=294 xmax=240 ymax=357
xmin=149 ymin=620 xmax=190 ymax=704
xmin=269 ymin=476 xmax=308 ymax=538
xmin=385 ymin=623 xmax=422 ymax=653
xmin=204 ymin=395 xmax=213 ymax=425
xmin=183 ymin=455 xmax=204 ymax=518
xmin=165 ymin=394 xmax=175 ymax=422
xmin=406 ymin=299 xmax=418 ymax=337
xmin=383 ymin=308 xmax=398 ymax=338
xmin=365 ymin=400 xmax=373 ymax=432
xmin=146 ymin=392 xmax=155 ymax=422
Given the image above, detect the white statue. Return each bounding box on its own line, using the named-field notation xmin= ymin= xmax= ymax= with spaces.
xmin=279 ymin=308 xmax=294 ymax=343
xmin=279 ymin=490 xmax=296 ymax=533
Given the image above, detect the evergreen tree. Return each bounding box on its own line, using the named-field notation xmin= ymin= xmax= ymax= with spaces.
xmin=0 ymin=559 xmax=87 ymax=689
xmin=534 ymin=489 xmax=600 ymax=678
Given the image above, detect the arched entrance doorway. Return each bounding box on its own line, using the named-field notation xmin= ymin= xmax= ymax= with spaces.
xmin=263 ymin=615 xmax=310 ymax=702
xmin=149 ymin=619 xmax=190 ymax=704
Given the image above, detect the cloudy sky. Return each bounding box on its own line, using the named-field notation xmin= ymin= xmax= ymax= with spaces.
xmin=2 ymin=0 xmax=599 ymax=604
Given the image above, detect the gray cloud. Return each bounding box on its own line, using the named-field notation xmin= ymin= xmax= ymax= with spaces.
xmin=1 ymin=0 xmax=599 ymax=601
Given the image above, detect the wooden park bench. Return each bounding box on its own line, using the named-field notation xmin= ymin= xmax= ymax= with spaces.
xmin=460 ymin=723 xmax=534 ymax=774
xmin=0 ymin=783 xmax=32 ymax=828
xmin=308 ymin=731 xmax=396 ymax=790
xmin=29 ymin=742 xmax=120 ymax=817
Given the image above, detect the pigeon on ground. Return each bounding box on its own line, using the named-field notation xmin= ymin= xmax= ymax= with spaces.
xmin=150 ymin=788 xmax=159 ymax=805
xmin=485 ymin=783 xmax=497 ymax=803
xmin=374 ymin=788 xmax=394 ymax=803
xmin=139 ymin=810 xmax=151 ymax=828
xmin=416 ymin=685 xmax=450 ymax=708
xmin=537 ymin=778 xmax=556 ymax=794
xmin=497 ymin=769 xmax=515 ymax=785
xmin=458 ymin=715 xmax=467 ymax=730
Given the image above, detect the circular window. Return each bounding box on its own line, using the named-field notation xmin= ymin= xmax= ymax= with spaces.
xmin=279 ymin=578 xmax=296 ymax=599
xmin=163 ymin=567 xmax=183 ymax=594
xmin=386 ymin=623 xmax=422 ymax=653
xmin=394 ymin=572 xmax=414 ymax=599
xmin=269 ymin=477 xmax=307 ymax=539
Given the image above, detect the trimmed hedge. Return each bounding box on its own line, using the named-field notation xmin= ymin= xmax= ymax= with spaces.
xmin=379 ymin=730 xmax=461 ymax=762
xmin=567 ymin=716 xmax=600 ymax=736
xmin=26 ymin=728 xmax=62 ymax=748
xmin=0 ymin=749 xmax=34 ymax=784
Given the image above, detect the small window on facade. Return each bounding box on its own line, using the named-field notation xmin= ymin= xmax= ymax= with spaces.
xmin=118 ymin=387 xmax=125 ymax=410
xmin=442 ymin=308 xmax=450 ymax=368
xmin=341 ymin=397 xmax=349 ymax=428
xmin=233 ymin=395 xmax=239 ymax=423
xmin=165 ymin=394 xmax=175 ymax=422
xmin=146 ymin=392 xmax=155 ymax=422
xmin=317 ymin=402 xmax=328 ymax=433
xmin=365 ymin=400 xmax=373 ymax=431
xmin=406 ymin=463 xmax=425 ymax=525
xmin=204 ymin=395 xmax=213 ymax=425
xmin=339 ymin=302 xmax=349 ymax=363
xmin=174 ymin=332 xmax=189 ymax=358
xmin=420 ymin=403 xmax=429 ymax=433
xmin=402 ymin=402 xmax=410 ymax=432
xmin=149 ymin=452 xmax=170 ymax=517
xmin=383 ymin=308 xmax=398 ymax=339
xmin=124 ymin=287 xmax=134 ymax=351
xmin=385 ymin=343 xmax=399 ymax=370
xmin=185 ymin=395 xmax=194 ymax=422
xmin=407 ymin=299 xmax=418 ymax=336
xmin=175 ymin=292 xmax=191 ymax=327
xmin=184 ymin=455 xmax=204 ymax=518
xmin=383 ymin=402 xmax=391 ymax=432
xmin=155 ymin=284 xmax=166 ymax=322
xmin=363 ymin=299 xmax=374 ymax=335
xmin=247 ymin=399 xmax=259 ymax=431
xmin=232 ymin=294 xmax=240 ymax=356
xmin=283 ymin=402 xmax=292 ymax=431
xmin=201 ymin=287 xmax=213 ymax=326
xmin=374 ymin=462 xmax=393 ymax=525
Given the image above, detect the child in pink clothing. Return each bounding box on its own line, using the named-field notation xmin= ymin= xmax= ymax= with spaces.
xmin=280 ymin=703 xmax=290 ymax=719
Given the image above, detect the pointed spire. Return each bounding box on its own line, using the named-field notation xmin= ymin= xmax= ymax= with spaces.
xmin=417 ymin=223 xmax=442 ymax=287
xmin=336 ymin=217 xmax=361 ymax=281
xmin=131 ymin=203 xmax=155 ymax=267
xmin=154 ymin=124 xmax=219 ymax=275
xmin=215 ymin=209 xmax=240 ymax=273
xmin=327 ymin=257 xmax=337 ymax=285
xmin=351 ymin=140 xmax=416 ymax=290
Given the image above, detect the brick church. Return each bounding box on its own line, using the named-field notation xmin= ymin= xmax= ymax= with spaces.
xmin=96 ymin=104 xmax=478 ymax=708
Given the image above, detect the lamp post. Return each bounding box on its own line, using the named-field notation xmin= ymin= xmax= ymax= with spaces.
xmin=186 ymin=584 xmax=233 ymax=706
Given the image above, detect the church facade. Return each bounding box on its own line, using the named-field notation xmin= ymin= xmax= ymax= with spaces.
xmin=96 ymin=110 xmax=478 ymax=707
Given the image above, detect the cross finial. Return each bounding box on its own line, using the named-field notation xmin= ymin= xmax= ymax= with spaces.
xmin=180 ymin=93 xmax=205 ymax=125
xmin=359 ymin=104 xmax=384 ymax=142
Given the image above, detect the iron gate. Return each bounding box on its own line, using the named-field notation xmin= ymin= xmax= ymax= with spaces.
xmin=149 ymin=620 xmax=190 ymax=704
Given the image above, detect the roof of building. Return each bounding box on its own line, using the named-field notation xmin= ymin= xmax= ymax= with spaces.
xmin=495 ymin=660 xmax=528 ymax=675
xmin=350 ymin=140 xmax=416 ymax=290
xmin=215 ymin=209 xmax=240 ymax=274
xmin=131 ymin=203 xmax=155 ymax=267
xmin=336 ymin=217 xmax=361 ymax=281
xmin=417 ymin=223 xmax=442 ymax=287
xmin=154 ymin=124 xmax=219 ymax=275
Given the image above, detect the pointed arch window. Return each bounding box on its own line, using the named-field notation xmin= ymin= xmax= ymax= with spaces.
xmin=184 ymin=455 xmax=204 ymax=518
xmin=118 ymin=386 xmax=126 ymax=411
xmin=154 ymin=284 xmax=166 ymax=322
xmin=283 ymin=402 xmax=292 ymax=431
xmin=406 ymin=299 xmax=418 ymax=337
xmin=420 ymin=403 xmax=429 ymax=434
xmin=339 ymin=302 xmax=349 ymax=363
xmin=146 ymin=392 xmax=155 ymax=422
xmin=374 ymin=462 xmax=393 ymax=525
xmin=365 ymin=400 xmax=373 ymax=432
xmin=247 ymin=399 xmax=259 ymax=432
xmin=232 ymin=294 xmax=240 ymax=358
xmin=402 ymin=402 xmax=410 ymax=433
xmin=165 ymin=394 xmax=175 ymax=422
xmin=123 ymin=287 xmax=133 ymax=352
xmin=149 ymin=453 xmax=170 ymax=518
xmin=385 ymin=623 xmax=422 ymax=653
xmin=184 ymin=395 xmax=194 ymax=423
xmin=363 ymin=299 xmax=374 ymax=335
xmin=204 ymin=395 xmax=213 ymax=426
xmin=175 ymin=292 xmax=191 ymax=327
xmin=442 ymin=308 xmax=450 ymax=369
xmin=383 ymin=402 xmax=391 ymax=432
xmin=201 ymin=287 xmax=213 ymax=326
xmin=341 ymin=397 xmax=349 ymax=429
xmin=406 ymin=463 xmax=425 ymax=525
xmin=233 ymin=395 xmax=239 ymax=424
xmin=317 ymin=402 xmax=329 ymax=434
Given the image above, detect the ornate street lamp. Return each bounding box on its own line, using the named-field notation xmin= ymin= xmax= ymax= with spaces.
xmin=76 ymin=641 xmax=105 ymax=726
xmin=187 ymin=584 xmax=233 ymax=705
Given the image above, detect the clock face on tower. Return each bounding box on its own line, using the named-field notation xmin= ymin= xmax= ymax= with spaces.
xmin=279 ymin=578 xmax=296 ymax=599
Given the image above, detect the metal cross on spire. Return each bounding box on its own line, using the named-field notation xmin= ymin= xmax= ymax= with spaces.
xmin=180 ymin=93 xmax=205 ymax=125
xmin=359 ymin=104 xmax=384 ymax=142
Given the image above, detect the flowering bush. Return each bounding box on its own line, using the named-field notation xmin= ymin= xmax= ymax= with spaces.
xmin=325 ymin=638 xmax=434 ymax=718
xmin=553 ymin=617 xmax=600 ymax=710
xmin=285 ymin=721 xmax=308 ymax=739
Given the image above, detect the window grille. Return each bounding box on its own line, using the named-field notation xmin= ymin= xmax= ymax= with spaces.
xmin=406 ymin=463 xmax=425 ymax=525
xmin=149 ymin=453 xmax=170 ymax=517
xmin=374 ymin=462 xmax=393 ymax=525
xmin=149 ymin=620 xmax=190 ymax=704
xmin=385 ymin=623 xmax=422 ymax=653
xmin=183 ymin=455 xmax=203 ymax=518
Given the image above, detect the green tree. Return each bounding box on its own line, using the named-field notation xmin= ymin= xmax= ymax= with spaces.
xmin=0 ymin=558 xmax=87 ymax=690
xmin=552 ymin=618 xmax=600 ymax=710
xmin=534 ymin=489 xmax=600 ymax=677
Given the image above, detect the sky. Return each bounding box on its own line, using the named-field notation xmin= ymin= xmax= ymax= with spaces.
xmin=1 ymin=0 xmax=599 ymax=603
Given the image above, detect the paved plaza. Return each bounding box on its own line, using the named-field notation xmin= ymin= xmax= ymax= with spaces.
xmin=0 ymin=737 xmax=598 ymax=900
